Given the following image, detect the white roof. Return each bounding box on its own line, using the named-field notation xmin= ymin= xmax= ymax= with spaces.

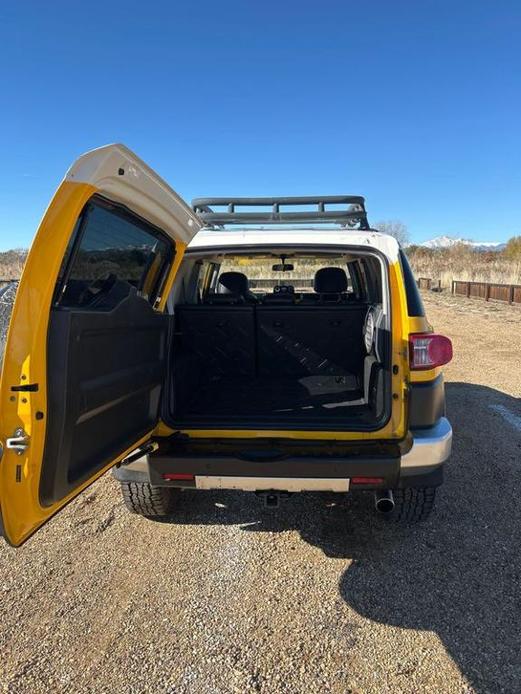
xmin=187 ymin=227 xmax=400 ymax=262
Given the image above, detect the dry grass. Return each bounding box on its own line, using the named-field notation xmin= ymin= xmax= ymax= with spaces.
xmin=220 ymin=256 xmax=345 ymax=281
xmin=0 ymin=250 xmax=27 ymax=280
xmin=408 ymin=245 xmax=521 ymax=288
xmin=2 ymin=245 xmax=520 ymax=290
xmin=224 ymin=249 xmax=521 ymax=289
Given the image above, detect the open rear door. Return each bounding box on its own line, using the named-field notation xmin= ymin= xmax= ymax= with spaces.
xmin=0 ymin=144 xmax=200 ymax=546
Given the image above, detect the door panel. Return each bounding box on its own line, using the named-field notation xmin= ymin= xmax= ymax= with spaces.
xmin=40 ymin=290 xmax=169 ymax=506
xmin=0 ymin=144 xmax=200 ymax=546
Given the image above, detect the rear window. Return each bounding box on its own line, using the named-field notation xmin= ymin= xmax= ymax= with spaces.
xmin=56 ymin=197 xmax=174 ymax=310
xmin=399 ymin=250 xmax=425 ymax=317
xmin=216 ymin=257 xmax=354 ymax=294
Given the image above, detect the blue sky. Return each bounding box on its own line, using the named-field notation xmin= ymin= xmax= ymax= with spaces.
xmin=1 ymin=0 xmax=520 ymax=250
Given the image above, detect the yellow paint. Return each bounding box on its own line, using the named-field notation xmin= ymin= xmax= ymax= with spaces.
xmin=409 ymin=367 xmax=441 ymax=383
xmin=155 ymin=423 xmax=402 ymax=441
xmin=0 ymin=181 xmax=97 ymax=545
xmin=156 ymin=259 xmax=411 ymax=443
xmin=408 ymin=316 xmax=432 ymax=333
xmin=0 ymin=181 xmax=183 ymax=546
xmin=156 ymin=242 xmax=186 ymax=311
xmin=142 ymin=252 xmax=163 ymax=299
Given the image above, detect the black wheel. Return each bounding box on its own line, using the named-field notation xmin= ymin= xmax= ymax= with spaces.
xmin=120 ymin=482 xmax=179 ymax=517
xmin=387 ymin=487 xmax=437 ymax=522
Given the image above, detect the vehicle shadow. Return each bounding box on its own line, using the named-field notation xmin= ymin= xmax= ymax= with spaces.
xmin=334 ymin=381 xmax=521 ymax=694
xmin=150 ymin=382 xmax=521 ymax=693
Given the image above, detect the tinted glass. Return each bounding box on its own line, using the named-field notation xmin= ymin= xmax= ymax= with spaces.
xmin=57 ymin=199 xmax=173 ymax=309
xmin=399 ymin=249 xmax=425 ymax=317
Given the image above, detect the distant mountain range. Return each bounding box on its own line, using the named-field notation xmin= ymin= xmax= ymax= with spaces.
xmin=420 ymin=235 xmax=506 ymax=252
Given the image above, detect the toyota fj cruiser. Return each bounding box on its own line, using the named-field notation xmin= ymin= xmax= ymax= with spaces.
xmin=0 ymin=145 xmax=452 ymax=546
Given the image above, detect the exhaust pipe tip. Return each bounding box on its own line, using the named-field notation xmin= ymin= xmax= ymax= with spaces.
xmin=375 ymin=489 xmax=395 ymax=514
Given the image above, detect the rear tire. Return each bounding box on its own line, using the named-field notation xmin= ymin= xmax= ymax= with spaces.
xmin=387 ymin=487 xmax=436 ymax=522
xmin=120 ymin=482 xmax=178 ymax=517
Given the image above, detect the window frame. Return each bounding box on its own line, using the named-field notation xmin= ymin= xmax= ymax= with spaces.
xmin=53 ymin=194 xmax=176 ymax=310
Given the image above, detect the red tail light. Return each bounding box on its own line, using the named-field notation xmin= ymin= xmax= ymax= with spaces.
xmin=409 ymin=333 xmax=453 ymax=370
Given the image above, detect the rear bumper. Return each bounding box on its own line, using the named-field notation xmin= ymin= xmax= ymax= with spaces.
xmin=401 ymin=417 xmax=452 ymax=476
xmin=113 ymin=418 xmax=452 ymax=491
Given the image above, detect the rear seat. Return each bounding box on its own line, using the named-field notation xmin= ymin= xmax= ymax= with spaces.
xmin=300 ymin=267 xmax=351 ymax=304
xmin=256 ymin=304 xmax=367 ymax=377
xmin=175 ymin=304 xmax=256 ymax=377
xmin=176 ymin=302 xmax=366 ymax=380
xmin=176 ymin=267 xmax=367 ymax=380
xmin=256 ymin=267 xmax=366 ymax=377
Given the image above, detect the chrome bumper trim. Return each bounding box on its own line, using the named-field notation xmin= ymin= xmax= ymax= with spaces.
xmin=402 ymin=417 xmax=452 ymax=469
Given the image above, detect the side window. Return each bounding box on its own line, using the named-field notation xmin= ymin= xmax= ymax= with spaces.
xmin=208 ymin=263 xmax=221 ymax=292
xmin=196 ymin=261 xmax=214 ymax=299
xmin=359 ymin=257 xmax=382 ymax=304
xmin=56 ymin=197 xmax=174 ymax=310
xmin=399 ymin=249 xmax=425 ymax=317
xmin=348 ymin=260 xmax=367 ymax=301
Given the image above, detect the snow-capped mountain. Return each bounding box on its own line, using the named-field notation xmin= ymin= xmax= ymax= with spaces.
xmin=421 ymin=235 xmax=506 ymax=252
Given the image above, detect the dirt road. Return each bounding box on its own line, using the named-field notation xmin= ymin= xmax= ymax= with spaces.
xmin=1 ymin=292 xmax=520 ymax=693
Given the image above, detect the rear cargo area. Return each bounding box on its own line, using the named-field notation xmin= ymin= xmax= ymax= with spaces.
xmin=169 ymin=301 xmax=388 ymax=429
xmin=188 ymin=374 xmax=362 ymax=419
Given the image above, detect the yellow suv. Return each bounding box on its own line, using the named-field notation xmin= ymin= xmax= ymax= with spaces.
xmin=0 ymin=145 xmax=453 ymax=546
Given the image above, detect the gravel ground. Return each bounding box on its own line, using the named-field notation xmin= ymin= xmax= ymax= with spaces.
xmin=0 ymin=290 xmax=520 ymax=693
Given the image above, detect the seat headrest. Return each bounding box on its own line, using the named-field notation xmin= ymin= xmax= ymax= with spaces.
xmin=219 ymin=272 xmax=249 ymax=295
xmin=314 ymin=267 xmax=348 ymax=294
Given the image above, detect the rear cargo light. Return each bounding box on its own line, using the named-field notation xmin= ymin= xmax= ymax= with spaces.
xmin=409 ymin=333 xmax=452 ymax=370
xmin=351 ymin=477 xmax=384 ymax=486
xmin=162 ymin=473 xmax=194 ymax=481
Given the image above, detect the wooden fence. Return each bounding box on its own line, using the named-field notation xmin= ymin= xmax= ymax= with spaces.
xmin=417 ymin=277 xmax=441 ymax=291
xmin=452 ymin=280 xmax=521 ymax=305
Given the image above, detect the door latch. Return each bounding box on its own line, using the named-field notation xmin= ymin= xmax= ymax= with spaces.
xmin=6 ymin=428 xmax=29 ymax=455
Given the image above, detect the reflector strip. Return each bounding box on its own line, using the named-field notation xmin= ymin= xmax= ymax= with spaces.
xmin=350 ymin=477 xmax=384 ymax=485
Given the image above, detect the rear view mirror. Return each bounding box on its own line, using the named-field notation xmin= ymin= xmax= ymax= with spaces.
xmin=272 ymin=263 xmax=294 ymax=272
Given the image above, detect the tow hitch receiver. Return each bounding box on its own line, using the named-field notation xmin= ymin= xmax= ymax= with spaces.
xmin=256 ymin=491 xmax=292 ymax=508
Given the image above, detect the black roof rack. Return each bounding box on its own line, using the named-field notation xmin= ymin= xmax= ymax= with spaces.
xmin=191 ymin=196 xmax=370 ymax=229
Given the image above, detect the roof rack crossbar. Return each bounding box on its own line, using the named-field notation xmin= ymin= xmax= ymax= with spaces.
xmin=191 ymin=196 xmax=370 ymax=229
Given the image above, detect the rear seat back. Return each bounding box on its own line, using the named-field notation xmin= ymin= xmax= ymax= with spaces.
xmin=175 ymin=302 xmax=367 ymax=380
xmin=256 ymin=304 xmax=367 ymax=377
xmin=175 ymin=305 xmax=255 ymax=377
